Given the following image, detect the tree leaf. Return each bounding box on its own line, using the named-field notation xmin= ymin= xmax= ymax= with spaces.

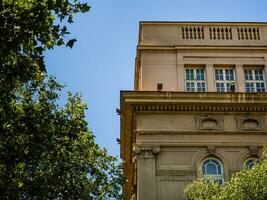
xmin=66 ymin=38 xmax=77 ymax=48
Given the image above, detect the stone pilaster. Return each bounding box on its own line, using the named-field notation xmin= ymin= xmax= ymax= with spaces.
xmin=235 ymin=64 xmax=245 ymax=92
xmin=133 ymin=145 xmax=160 ymax=200
xmin=177 ymin=64 xmax=184 ymax=91
xmin=206 ymin=64 xmax=215 ymax=92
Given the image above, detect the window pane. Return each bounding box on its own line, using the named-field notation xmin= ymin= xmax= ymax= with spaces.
xmin=206 ymin=163 xmax=217 ymax=174
xmin=196 ymin=69 xmax=205 ymax=80
xmin=225 ymin=69 xmax=234 ymax=80
xmin=246 ymin=82 xmax=254 ymax=92
xmin=255 ymin=69 xmax=263 ymax=80
xmin=186 ymin=69 xmax=194 ymax=80
xmin=245 ymin=70 xmax=253 ymax=80
xmin=216 ymin=82 xmax=224 ymax=92
xmin=256 ymin=82 xmax=265 ymax=92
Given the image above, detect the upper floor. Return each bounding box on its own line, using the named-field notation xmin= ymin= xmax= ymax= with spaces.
xmin=138 ymin=21 xmax=267 ymax=46
xmin=135 ymin=22 xmax=267 ymax=92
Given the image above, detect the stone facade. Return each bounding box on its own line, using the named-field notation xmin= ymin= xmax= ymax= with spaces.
xmin=120 ymin=22 xmax=267 ymax=200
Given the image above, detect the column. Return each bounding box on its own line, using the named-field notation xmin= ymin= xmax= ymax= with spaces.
xmin=133 ymin=145 xmax=160 ymax=200
xmin=177 ymin=64 xmax=184 ymax=91
xmin=235 ymin=64 xmax=245 ymax=92
xmin=206 ymin=64 xmax=215 ymax=92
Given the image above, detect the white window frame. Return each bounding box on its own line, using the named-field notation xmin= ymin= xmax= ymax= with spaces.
xmin=214 ymin=68 xmax=236 ymax=92
xmin=201 ymin=158 xmax=224 ymax=184
xmin=185 ymin=67 xmax=206 ymax=92
xmin=244 ymin=68 xmax=266 ymax=92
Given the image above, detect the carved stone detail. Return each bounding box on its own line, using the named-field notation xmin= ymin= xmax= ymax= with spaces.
xmin=236 ymin=115 xmax=264 ymax=131
xmin=133 ymin=144 xmax=160 ymax=159
xmin=134 ymin=105 xmax=267 ymax=112
xmin=248 ymin=146 xmax=259 ymax=156
xmin=195 ymin=115 xmax=223 ymax=130
xmin=206 ymin=146 xmax=216 ymax=155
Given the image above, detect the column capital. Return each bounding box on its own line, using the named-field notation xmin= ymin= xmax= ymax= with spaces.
xmin=133 ymin=144 xmax=160 ymax=159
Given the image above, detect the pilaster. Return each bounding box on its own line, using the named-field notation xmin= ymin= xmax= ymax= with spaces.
xmin=206 ymin=64 xmax=215 ymax=92
xmin=177 ymin=64 xmax=185 ymax=91
xmin=235 ymin=64 xmax=245 ymax=92
xmin=133 ymin=145 xmax=160 ymax=200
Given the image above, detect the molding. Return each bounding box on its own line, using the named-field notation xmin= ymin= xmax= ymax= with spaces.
xmin=156 ymin=169 xmax=197 ymax=176
xmin=133 ymin=144 xmax=160 ymax=159
xmin=134 ymin=104 xmax=267 ymax=112
xmin=134 ymin=130 xmax=267 ymax=135
xmin=138 ymin=45 xmax=267 ymax=51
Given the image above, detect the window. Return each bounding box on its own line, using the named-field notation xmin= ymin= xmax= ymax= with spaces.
xmin=244 ymin=158 xmax=259 ymax=170
xmin=185 ymin=68 xmax=206 ymax=92
xmin=201 ymin=158 xmax=224 ymax=184
xmin=214 ymin=68 xmax=235 ymax=92
xmin=244 ymin=68 xmax=266 ymax=92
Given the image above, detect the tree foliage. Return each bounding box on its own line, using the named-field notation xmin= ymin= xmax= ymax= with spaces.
xmin=0 ymin=75 xmax=123 ymax=199
xmin=0 ymin=0 xmax=90 ymax=90
xmin=0 ymin=0 xmax=123 ymax=199
xmin=185 ymin=149 xmax=267 ymax=200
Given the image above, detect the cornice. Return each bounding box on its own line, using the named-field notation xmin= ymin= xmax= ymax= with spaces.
xmin=121 ymin=91 xmax=267 ymax=105
xmin=134 ymin=130 xmax=267 ymax=135
xmin=137 ymin=45 xmax=267 ymax=51
xmin=133 ymin=104 xmax=267 ymax=112
xmin=140 ymin=21 xmax=267 ymax=26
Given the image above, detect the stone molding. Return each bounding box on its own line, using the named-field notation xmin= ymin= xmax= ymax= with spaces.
xmin=133 ymin=144 xmax=160 ymax=159
xmin=134 ymin=105 xmax=267 ymax=112
xmin=156 ymin=169 xmax=197 ymax=176
xmin=134 ymin=130 xmax=267 ymax=135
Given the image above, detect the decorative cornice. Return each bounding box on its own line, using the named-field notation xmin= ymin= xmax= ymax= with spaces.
xmin=133 ymin=105 xmax=267 ymax=112
xmin=134 ymin=130 xmax=267 ymax=135
xmin=133 ymin=144 xmax=160 ymax=159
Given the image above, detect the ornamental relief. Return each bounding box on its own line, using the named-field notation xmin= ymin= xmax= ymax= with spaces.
xmin=133 ymin=144 xmax=160 ymax=159
xmin=195 ymin=115 xmax=224 ymax=130
xmin=235 ymin=115 xmax=264 ymax=131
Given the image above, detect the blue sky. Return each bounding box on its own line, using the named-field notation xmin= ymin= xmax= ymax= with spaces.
xmin=45 ymin=0 xmax=267 ymax=157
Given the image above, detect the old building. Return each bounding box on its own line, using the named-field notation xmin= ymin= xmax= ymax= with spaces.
xmin=120 ymin=22 xmax=267 ymax=200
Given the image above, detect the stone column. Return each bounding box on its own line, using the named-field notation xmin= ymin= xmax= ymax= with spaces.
xmin=206 ymin=64 xmax=215 ymax=92
xmin=133 ymin=145 xmax=160 ymax=200
xmin=177 ymin=64 xmax=184 ymax=91
xmin=235 ymin=64 xmax=245 ymax=92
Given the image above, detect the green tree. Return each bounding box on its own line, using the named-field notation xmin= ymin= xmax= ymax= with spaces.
xmin=0 ymin=76 xmax=123 ymax=199
xmin=0 ymin=0 xmax=123 ymax=199
xmin=184 ymin=149 xmax=267 ymax=200
xmin=0 ymin=0 xmax=89 ymax=91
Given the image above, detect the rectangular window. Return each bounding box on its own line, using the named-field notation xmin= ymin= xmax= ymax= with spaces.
xmin=185 ymin=68 xmax=206 ymax=92
xmin=244 ymin=68 xmax=266 ymax=92
xmin=214 ymin=68 xmax=235 ymax=92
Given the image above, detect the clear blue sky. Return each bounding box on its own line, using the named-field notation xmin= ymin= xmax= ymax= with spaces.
xmin=45 ymin=0 xmax=267 ymax=157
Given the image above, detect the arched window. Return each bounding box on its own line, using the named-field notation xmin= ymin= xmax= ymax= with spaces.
xmin=244 ymin=158 xmax=259 ymax=170
xmin=201 ymin=158 xmax=224 ymax=184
